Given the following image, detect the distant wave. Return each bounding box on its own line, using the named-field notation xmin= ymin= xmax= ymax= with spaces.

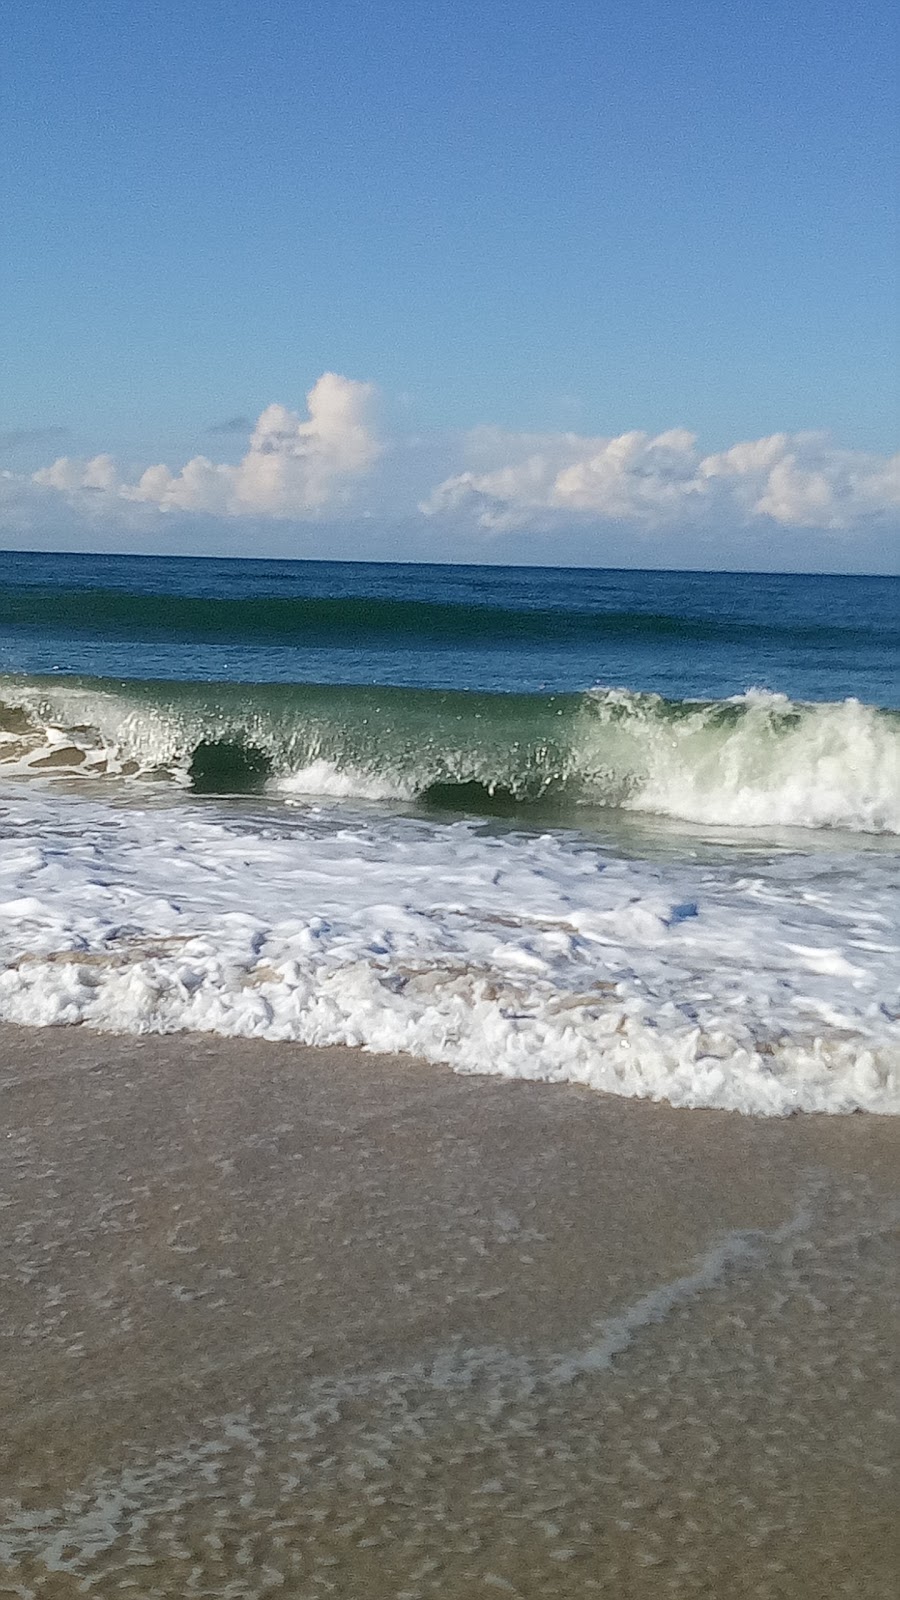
xmin=1 ymin=583 xmax=898 ymax=649
xmin=2 ymin=674 xmax=899 ymax=834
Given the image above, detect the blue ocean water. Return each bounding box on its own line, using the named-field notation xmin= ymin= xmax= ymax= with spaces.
xmin=1 ymin=550 xmax=898 ymax=705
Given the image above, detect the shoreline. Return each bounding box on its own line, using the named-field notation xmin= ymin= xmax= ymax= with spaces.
xmin=1 ymin=1023 xmax=897 ymax=1597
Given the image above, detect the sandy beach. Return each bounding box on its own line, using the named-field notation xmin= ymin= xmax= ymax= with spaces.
xmin=0 ymin=1023 xmax=897 ymax=1597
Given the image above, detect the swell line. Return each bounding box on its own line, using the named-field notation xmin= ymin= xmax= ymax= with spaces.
xmin=1 ymin=585 xmax=896 ymax=649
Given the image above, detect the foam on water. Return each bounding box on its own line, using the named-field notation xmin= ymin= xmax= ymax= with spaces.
xmin=278 ymin=758 xmax=414 ymax=802
xmin=0 ymin=784 xmax=897 ymax=1114
xmin=581 ymin=688 xmax=900 ymax=833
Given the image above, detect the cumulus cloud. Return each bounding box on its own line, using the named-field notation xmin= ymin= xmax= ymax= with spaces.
xmin=33 ymin=453 xmax=120 ymax=494
xmin=421 ymin=427 xmax=900 ymax=534
xmin=10 ymin=385 xmax=899 ymax=557
xmin=31 ymin=374 xmax=382 ymax=520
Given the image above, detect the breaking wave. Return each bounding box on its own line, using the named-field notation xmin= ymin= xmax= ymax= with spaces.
xmin=1 ymin=674 xmax=898 ymax=834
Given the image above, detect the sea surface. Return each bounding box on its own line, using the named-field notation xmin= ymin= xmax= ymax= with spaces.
xmin=1 ymin=551 xmax=898 ymax=1115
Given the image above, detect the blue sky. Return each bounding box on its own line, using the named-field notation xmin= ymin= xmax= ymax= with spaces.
xmin=2 ymin=0 xmax=898 ymax=569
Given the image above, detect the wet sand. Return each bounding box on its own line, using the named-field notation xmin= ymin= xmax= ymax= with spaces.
xmin=0 ymin=1023 xmax=897 ymax=1598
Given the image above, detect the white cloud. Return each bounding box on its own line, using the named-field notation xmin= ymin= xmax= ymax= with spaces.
xmin=33 ymin=453 xmax=121 ymax=494
xmin=7 ymin=386 xmax=898 ymax=564
xmin=421 ymin=427 xmax=900 ymax=534
xmin=696 ymin=433 xmax=893 ymax=529
xmin=31 ymin=374 xmax=382 ymax=520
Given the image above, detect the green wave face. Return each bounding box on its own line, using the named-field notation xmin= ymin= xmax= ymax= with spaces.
xmin=1 ymin=674 xmax=898 ymax=833
xmin=0 ymin=675 xmax=583 ymax=802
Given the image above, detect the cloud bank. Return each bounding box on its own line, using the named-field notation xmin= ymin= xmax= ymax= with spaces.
xmin=32 ymin=374 xmax=381 ymax=519
xmin=421 ymin=427 xmax=900 ymax=534
xmin=2 ymin=372 xmax=898 ymax=571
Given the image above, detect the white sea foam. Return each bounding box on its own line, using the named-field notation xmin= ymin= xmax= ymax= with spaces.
xmin=276 ymin=759 xmax=412 ymax=802
xmin=580 ymin=689 xmax=900 ymax=833
xmin=0 ymin=783 xmax=897 ymax=1115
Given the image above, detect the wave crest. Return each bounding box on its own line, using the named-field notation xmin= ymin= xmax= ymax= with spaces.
xmin=1 ymin=675 xmax=898 ymax=834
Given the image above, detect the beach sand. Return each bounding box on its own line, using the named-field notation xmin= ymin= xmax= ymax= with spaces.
xmin=0 ymin=1023 xmax=897 ymax=1598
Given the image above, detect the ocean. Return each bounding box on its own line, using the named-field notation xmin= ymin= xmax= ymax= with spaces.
xmin=1 ymin=550 xmax=898 ymax=1116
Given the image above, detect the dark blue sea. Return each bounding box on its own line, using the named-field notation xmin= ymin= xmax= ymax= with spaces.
xmin=0 ymin=551 xmax=897 ymax=705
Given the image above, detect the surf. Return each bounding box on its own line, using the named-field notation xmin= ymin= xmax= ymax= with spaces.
xmin=1 ymin=674 xmax=898 ymax=834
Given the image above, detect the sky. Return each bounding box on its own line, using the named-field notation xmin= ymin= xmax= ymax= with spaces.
xmin=2 ymin=0 xmax=898 ymax=570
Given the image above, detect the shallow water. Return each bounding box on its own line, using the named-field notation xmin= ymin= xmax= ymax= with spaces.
xmin=1 ymin=1029 xmax=896 ymax=1598
xmin=0 ymin=782 xmax=897 ymax=1113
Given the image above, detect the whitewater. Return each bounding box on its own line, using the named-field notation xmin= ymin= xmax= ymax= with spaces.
xmin=0 ymin=555 xmax=898 ymax=1115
